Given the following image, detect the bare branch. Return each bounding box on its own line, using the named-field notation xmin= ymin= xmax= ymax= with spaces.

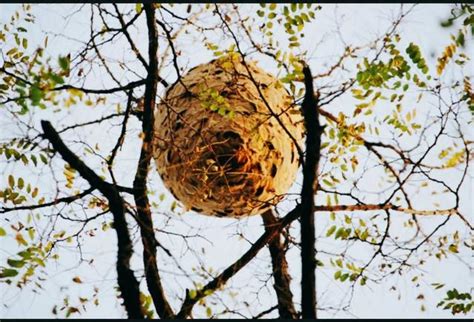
xmin=261 ymin=209 xmax=297 ymax=319
xmin=40 ymin=120 xmax=144 ymax=319
xmin=132 ymin=4 xmax=175 ymax=319
xmin=300 ymin=65 xmax=324 ymax=319
xmin=0 ymin=187 xmax=95 ymax=214
xmin=176 ymin=205 xmax=302 ymax=318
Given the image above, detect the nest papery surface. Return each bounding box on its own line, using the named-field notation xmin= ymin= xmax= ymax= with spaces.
xmin=153 ymin=56 xmax=304 ymax=217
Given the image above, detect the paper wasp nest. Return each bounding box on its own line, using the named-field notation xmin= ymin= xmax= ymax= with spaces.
xmin=153 ymin=55 xmax=304 ymax=217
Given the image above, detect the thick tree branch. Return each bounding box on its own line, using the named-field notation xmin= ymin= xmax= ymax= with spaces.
xmin=132 ymin=4 xmax=175 ymax=319
xmin=176 ymin=205 xmax=302 ymax=318
xmin=300 ymin=65 xmax=324 ymax=319
xmin=261 ymin=209 xmax=297 ymax=319
xmin=40 ymin=120 xmax=144 ymax=319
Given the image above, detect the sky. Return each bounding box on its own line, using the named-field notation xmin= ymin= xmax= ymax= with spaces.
xmin=0 ymin=3 xmax=472 ymax=319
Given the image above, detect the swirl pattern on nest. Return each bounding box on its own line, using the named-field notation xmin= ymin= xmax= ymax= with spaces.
xmin=153 ymin=55 xmax=304 ymax=217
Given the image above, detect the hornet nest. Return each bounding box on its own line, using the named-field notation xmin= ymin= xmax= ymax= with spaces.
xmin=153 ymin=55 xmax=304 ymax=217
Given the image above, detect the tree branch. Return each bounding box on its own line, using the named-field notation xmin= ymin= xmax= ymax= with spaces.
xmin=40 ymin=120 xmax=144 ymax=319
xmin=300 ymin=65 xmax=324 ymax=319
xmin=113 ymin=4 xmax=149 ymax=69
xmin=52 ymin=79 xmax=147 ymax=94
xmin=132 ymin=4 xmax=175 ymax=319
xmin=261 ymin=209 xmax=297 ymax=319
xmin=176 ymin=205 xmax=302 ymax=318
xmin=0 ymin=187 xmax=95 ymax=214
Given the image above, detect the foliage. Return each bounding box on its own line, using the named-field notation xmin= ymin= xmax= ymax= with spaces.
xmin=437 ymin=288 xmax=473 ymax=315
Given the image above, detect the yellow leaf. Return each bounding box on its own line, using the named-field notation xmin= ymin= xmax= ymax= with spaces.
xmin=15 ymin=233 xmax=28 ymax=246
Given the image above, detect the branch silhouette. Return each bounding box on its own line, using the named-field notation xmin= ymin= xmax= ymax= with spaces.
xmin=41 ymin=120 xmax=144 ymax=318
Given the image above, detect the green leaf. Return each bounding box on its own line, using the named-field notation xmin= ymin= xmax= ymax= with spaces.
xmin=30 ymin=85 xmax=43 ymax=105
xmin=58 ymin=55 xmax=70 ymax=72
xmin=18 ymin=177 xmax=24 ymax=189
xmin=326 ymin=225 xmax=337 ymax=237
xmin=40 ymin=153 xmax=48 ymax=164
xmin=218 ymin=106 xmax=227 ymax=116
xmin=31 ymin=257 xmax=45 ymax=267
xmin=335 ymin=227 xmax=345 ymax=239
xmin=8 ymin=175 xmax=14 ymax=188
xmin=18 ymin=250 xmax=32 ymax=259
xmin=7 ymin=259 xmax=25 ymax=268
xmin=30 ymin=155 xmax=38 ymax=166
xmin=0 ymin=227 xmax=6 ymax=236
xmin=28 ymin=227 xmax=35 ymax=240
xmin=135 ymin=3 xmax=142 ymax=14
xmin=49 ymin=73 xmax=64 ymax=85
xmin=0 ymin=268 xmax=19 ymax=278
xmin=340 ymin=273 xmax=349 ymax=282
xmin=170 ymin=201 xmax=177 ymax=211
